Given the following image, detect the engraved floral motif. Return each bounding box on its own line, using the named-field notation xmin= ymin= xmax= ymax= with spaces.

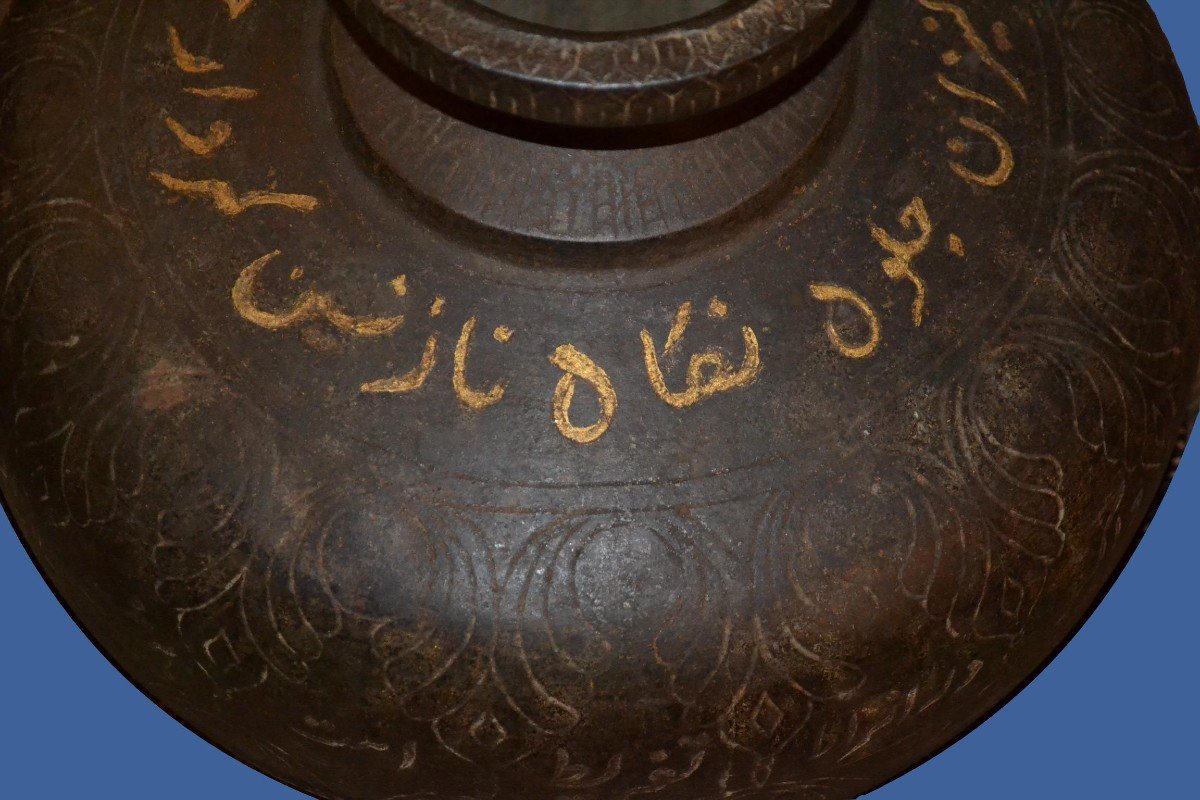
xmin=1 ymin=2 xmax=1198 ymax=799
xmin=1 ymin=199 xmax=143 ymax=528
xmin=147 ymin=384 xmax=343 ymax=692
xmin=1063 ymin=0 xmax=1200 ymax=158
xmin=0 ymin=8 xmax=100 ymax=205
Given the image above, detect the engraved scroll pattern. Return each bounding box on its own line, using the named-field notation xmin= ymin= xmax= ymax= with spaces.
xmin=1 ymin=2 xmax=1198 ymax=799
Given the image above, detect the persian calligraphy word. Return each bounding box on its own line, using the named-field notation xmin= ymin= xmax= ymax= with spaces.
xmin=152 ymin=7 xmax=317 ymax=206
xmin=230 ymin=250 xmax=763 ymax=445
xmin=810 ymin=196 xmax=963 ymax=359
xmin=918 ymin=0 xmax=1026 ymax=188
xmin=806 ymin=2 xmax=1027 ymax=360
xmin=149 ymin=2 xmax=1029 ymax=444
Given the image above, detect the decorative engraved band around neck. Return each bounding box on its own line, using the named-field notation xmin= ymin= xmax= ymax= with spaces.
xmin=341 ymin=0 xmax=861 ymax=127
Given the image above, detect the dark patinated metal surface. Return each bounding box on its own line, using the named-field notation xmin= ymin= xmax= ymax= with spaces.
xmin=1 ymin=1 xmax=1199 ymax=799
xmin=474 ymin=1 xmax=732 ymax=33
xmin=343 ymin=0 xmax=861 ymax=126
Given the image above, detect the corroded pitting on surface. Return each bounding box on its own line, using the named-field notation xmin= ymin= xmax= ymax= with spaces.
xmin=1 ymin=2 xmax=1198 ymax=800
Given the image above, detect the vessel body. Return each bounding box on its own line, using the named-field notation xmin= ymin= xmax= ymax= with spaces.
xmin=1 ymin=1 xmax=1198 ymax=798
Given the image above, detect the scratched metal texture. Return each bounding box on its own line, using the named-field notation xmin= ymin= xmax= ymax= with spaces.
xmin=1 ymin=1 xmax=1199 ymax=799
xmin=475 ymin=1 xmax=730 ymax=32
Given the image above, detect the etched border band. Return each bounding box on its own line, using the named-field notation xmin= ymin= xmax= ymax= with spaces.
xmin=342 ymin=0 xmax=860 ymax=127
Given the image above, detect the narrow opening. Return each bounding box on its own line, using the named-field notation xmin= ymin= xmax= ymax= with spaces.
xmin=472 ymin=0 xmax=732 ymax=33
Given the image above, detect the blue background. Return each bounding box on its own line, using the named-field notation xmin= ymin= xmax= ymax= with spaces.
xmin=1 ymin=2 xmax=1197 ymax=797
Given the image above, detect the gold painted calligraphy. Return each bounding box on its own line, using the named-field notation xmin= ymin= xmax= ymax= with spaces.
xmin=454 ymin=317 xmax=509 ymax=410
xmin=151 ymin=173 xmax=319 ymax=215
xmin=871 ymin=197 xmax=933 ymax=327
xmin=810 ymin=284 xmax=882 ymax=359
xmin=233 ymin=251 xmax=405 ymax=337
xmin=147 ymin=3 xmax=1036 ymax=443
xmin=164 ymin=118 xmax=233 ymax=157
xmin=946 ymin=117 xmax=1014 ymax=188
xmin=168 ymin=25 xmax=223 ymax=74
xmin=362 ymin=335 xmax=438 ymax=395
xmin=221 ymin=0 xmax=256 ymax=20
xmin=156 ymin=10 xmax=308 ymax=220
xmin=918 ymin=0 xmax=1025 ymax=190
xmin=550 ymin=346 xmax=617 ymax=444
xmin=641 ymin=300 xmax=761 ymax=408
xmin=184 ymin=85 xmax=259 ymax=101
xmin=918 ymin=0 xmax=1027 ymax=103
